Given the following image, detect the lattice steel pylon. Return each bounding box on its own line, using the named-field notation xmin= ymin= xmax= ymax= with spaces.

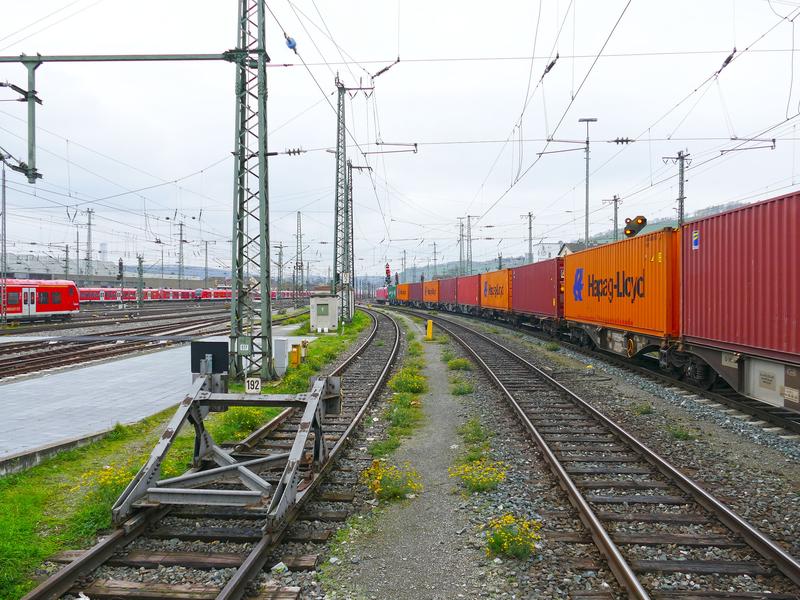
xmin=332 ymin=77 xmax=353 ymax=323
xmin=229 ymin=0 xmax=275 ymax=380
xmin=295 ymin=211 xmax=303 ymax=301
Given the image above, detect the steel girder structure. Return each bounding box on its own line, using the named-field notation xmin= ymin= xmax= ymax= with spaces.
xmin=332 ymin=77 xmax=353 ymax=323
xmin=229 ymin=0 xmax=275 ymax=379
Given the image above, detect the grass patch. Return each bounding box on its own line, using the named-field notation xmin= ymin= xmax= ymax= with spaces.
xmin=447 ymin=358 xmax=472 ymax=371
xmin=441 ymin=349 xmax=456 ymax=363
xmin=459 ymin=418 xmax=490 ymax=445
xmin=0 ymin=310 xmax=372 ymax=599
xmin=407 ymin=340 xmax=424 ymax=357
xmin=633 ymin=402 xmax=654 ymax=415
xmin=667 ymin=425 xmax=696 ymax=441
xmin=451 ymin=379 xmax=474 ymax=396
xmin=544 ymin=341 xmax=560 ymax=352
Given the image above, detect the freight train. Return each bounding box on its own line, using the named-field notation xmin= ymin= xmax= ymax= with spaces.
xmin=385 ymin=192 xmax=800 ymax=412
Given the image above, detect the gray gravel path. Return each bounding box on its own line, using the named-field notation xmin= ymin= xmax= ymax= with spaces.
xmin=323 ymin=317 xmax=485 ymax=599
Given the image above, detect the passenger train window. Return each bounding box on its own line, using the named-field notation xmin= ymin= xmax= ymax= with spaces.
xmin=52 ymin=292 xmax=62 ymax=304
xmin=7 ymin=292 xmax=19 ymax=305
xmin=38 ymin=292 xmax=49 ymax=304
xmin=23 ymin=292 xmax=28 ymax=304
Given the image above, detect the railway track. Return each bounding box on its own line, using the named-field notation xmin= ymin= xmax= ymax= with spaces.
xmin=417 ymin=310 xmax=800 ymax=599
xmin=0 ymin=306 xmax=231 ymax=336
xmin=23 ymin=307 xmax=399 ymax=600
xmin=0 ymin=310 xmax=308 ymax=379
xmin=409 ymin=306 xmax=800 ymax=438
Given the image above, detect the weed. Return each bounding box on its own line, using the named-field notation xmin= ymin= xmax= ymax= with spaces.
xmin=449 ymin=458 xmax=507 ymax=492
xmin=447 ymin=358 xmax=472 ymax=371
xmin=405 ymin=330 xmax=416 ymax=342
xmin=451 ymin=380 xmax=474 ymax=396
xmin=668 ymin=425 xmax=696 ymax=441
xmin=485 ymin=513 xmax=543 ymax=560
xmin=360 ymin=460 xmax=422 ymax=500
xmin=407 ymin=341 xmax=424 ymax=357
xmin=389 ymin=368 xmax=428 ymax=394
xmin=544 ymin=342 xmax=560 ymax=352
xmin=633 ymin=402 xmax=654 ymax=415
xmin=375 ymin=340 xmax=385 ymax=347
xmin=459 ymin=418 xmax=490 ymax=445
xmin=441 ymin=349 xmax=456 ymax=363
xmin=368 ymin=438 xmax=401 ymax=458
xmin=463 ymin=445 xmax=487 ymax=463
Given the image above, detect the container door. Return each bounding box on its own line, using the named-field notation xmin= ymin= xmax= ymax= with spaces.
xmin=23 ymin=287 xmax=36 ymax=317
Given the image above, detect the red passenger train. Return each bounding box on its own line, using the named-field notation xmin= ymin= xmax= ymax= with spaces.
xmin=388 ymin=192 xmax=800 ymax=412
xmin=0 ymin=279 xmax=80 ymax=320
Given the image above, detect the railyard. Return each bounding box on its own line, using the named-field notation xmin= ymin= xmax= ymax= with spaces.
xmin=2 ymin=1 xmax=800 ymax=599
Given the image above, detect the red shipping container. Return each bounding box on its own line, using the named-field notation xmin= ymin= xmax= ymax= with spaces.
xmin=439 ymin=277 xmax=458 ymax=304
xmin=682 ymin=193 xmax=800 ymax=363
xmin=511 ymin=258 xmax=563 ymax=318
xmin=457 ymin=275 xmax=480 ymax=307
xmin=409 ymin=282 xmax=423 ymax=302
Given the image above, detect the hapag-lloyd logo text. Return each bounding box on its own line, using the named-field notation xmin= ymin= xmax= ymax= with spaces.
xmin=573 ymin=268 xmax=646 ymax=304
xmin=483 ymin=280 xmax=504 ymax=297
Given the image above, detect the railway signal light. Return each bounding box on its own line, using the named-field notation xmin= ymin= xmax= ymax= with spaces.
xmin=624 ymin=215 xmax=647 ymax=238
xmin=117 ymin=258 xmax=124 ymax=280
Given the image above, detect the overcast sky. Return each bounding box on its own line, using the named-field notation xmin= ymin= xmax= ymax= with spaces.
xmin=2 ymin=0 xmax=799 ymax=277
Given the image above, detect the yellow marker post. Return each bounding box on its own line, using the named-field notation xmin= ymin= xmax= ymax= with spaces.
xmin=426 ymin=320 xmax=433 ymax=340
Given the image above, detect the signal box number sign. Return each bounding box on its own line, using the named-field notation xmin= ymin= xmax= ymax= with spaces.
xmin=245 ymin=377 xmax=262 ymax=394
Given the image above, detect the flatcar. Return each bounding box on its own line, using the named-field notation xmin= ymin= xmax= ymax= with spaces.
xmin=393 ymin=192 xmax=800 ymax=413
xmin=0 ymin=279 xmax=79 ymax=321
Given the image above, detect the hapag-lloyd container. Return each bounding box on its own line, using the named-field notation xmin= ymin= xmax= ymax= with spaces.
xmin=682 ymin=193 xmax=800 ymax=363
xmin=511 ymin=258 xmax=563 ymax=318
xmin=409 ymin=281 xmax=423 ymax=302
xmin=480 ymin=269 xmax=512 ymax=311
xmin=563 ymin=230 xmax=679 ymax=338
xmin=439 ymin=277 xmax=458 ymax=304
xmin=457 ymin=275 xmax=480 ymax=307
xmin=388 ymin=285 xmax=397 ymax=302
xmin=423 ymin=280 xmax=440 ymax=303
xmin=396 ymin=283 xmax=410 ymax=301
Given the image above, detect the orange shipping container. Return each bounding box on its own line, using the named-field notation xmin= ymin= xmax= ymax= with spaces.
xmin=396 ymin=283 xmax=410 ymax=301
xmin=479 ymin=270 xmax=512 ymax=311
xmin=423 ymin=280 xmax=439 ymax=303
xmin=563 ymin=230 xmax=679 ymax=338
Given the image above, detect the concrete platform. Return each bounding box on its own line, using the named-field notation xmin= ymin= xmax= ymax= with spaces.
xmin=0 ymin=325 xmax=315 ymax=474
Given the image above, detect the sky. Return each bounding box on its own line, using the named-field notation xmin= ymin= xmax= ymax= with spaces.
xmin=1 ymin=0 xmax=800 ymax=278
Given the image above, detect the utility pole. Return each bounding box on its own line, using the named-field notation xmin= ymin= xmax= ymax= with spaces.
xmin=64 ymin=244 xmax=69 ymax=279
xmin=401 ymin=249 xmax=406 ymax=283
xmin=521 ymin=212 xmax=534 ymax=263
xmin=85 ymin=208 xmax=94 ymax=279
xmin=332 ymin=77 xmax=373 ymax=325
xmin=136 ymin=254 xmax=144 ymax=308
xmin=579 ymin=117 xmax=598 ymax=246
xmin=274 ymin=242 xmax=284 ymax=300
xmin=498 ymin=253 xmax=503 ymax=270
xmin=457 ymin=217 xmax=465 ymax=275
xmin=663 ymin=150 xmax=690 ymax=227
xmin=602 ymin=195 xmax=622 ymax=241
xmin=203 ymin=240 xmax=209 ymax=288
xmin=466 ymin=215 xmax=475 ymax=275
xmin=228 ymin=0 xmax=276 ymax=380
xmin=1 ymin=163 xmax=6 ymax=324
xmin=295 ymin=211 xmax=303 ymax=303
xmin=177 ymin=222 xmax=185 ymax=289
xmin=431 ymin=242 xmax=438 ymax=278
xmin=75 ymin=228 xmax=80 ymax=279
